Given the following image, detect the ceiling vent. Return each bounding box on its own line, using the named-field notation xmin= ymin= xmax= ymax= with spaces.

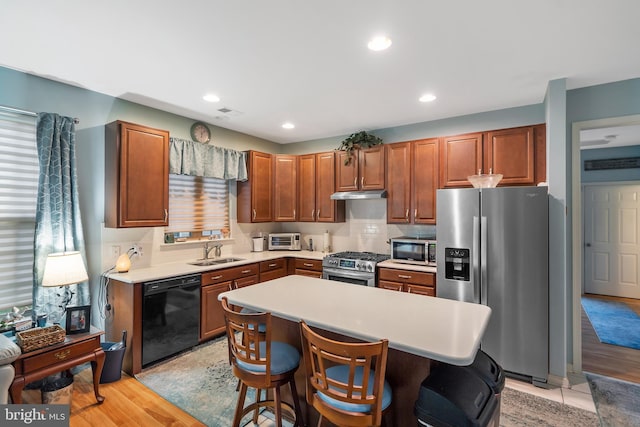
xmin=214 ymin=107 xmax=243 ymax=120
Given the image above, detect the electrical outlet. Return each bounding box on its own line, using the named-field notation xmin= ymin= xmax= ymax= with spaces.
xmin=111 ymin=245 xmax=121 ymax=258
xmin=132 ymin=243 xmax=143 ymax=257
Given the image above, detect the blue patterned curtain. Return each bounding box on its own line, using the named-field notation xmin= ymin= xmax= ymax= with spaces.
xmin=169 ymin=137 xmax=248 ymax=180
xmin=33 ymin=113 xmax=90 ymax=323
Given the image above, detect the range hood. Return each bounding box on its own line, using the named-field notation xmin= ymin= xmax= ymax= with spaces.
xmin=330 ymin=189 xmax=388 ymax=200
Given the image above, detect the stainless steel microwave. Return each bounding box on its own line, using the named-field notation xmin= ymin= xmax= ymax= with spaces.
xmin=268 ymin=233 xmax=301 ymax=251
xmin=390 ymin=237 xmax=436 ymax=266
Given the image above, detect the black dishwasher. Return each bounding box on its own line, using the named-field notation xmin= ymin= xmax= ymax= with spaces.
xmin=142 ymin=273 xmax=201 ymax=367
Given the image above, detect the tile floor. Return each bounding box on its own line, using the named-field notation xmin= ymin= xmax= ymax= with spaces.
xmin=246 ymin=373 xmax=598 ymax=426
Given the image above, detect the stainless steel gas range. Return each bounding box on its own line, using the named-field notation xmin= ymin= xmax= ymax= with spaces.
xmin=322 ymin=251 xmax=390 ymax=287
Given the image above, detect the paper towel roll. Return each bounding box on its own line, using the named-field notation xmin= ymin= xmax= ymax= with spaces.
xmin=323 ymin=230 xmax=330 ymax=252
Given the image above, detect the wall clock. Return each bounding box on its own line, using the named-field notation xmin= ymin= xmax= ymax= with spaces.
xmin=190 ymin=121 xmax=211 ymax=143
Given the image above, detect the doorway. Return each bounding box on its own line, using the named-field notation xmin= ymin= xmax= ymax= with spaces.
xmin=583 ymin=183 xmax=640 ymax=298
xmin=572 ymin=114 xmax=640 ymax=378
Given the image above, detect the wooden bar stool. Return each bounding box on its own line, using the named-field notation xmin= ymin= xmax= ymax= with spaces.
xmin=299 ymin=321 xmax=392 ymax=427
xmin=222 ymin=297 xmax=305 ymax=427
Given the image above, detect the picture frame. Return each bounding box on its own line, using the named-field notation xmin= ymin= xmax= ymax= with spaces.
xmin=65 ymin=305 xmax=90 ymax=334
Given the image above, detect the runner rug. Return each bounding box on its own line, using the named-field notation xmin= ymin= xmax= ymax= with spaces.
xmin=581 ymin=296 xmax=640 ymax=350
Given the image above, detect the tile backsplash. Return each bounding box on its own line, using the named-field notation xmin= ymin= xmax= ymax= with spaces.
xmin=100 ymin=198 xmax=436 ymax=270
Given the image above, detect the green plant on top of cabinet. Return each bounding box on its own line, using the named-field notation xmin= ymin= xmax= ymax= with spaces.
xmin=335 ymin=145 xmax=385 ymax=192
xmin=298 ymin=152 xmax=345 ymax=222
xmin=273 ymin=154 xmax=297 ymax=222
xmin=386 ymin=138 xmax=438 ymax=224
xmin=105 ymin=121 xmax=170 ymax=228
xmin=237 ymin=151 xmax=273 ymax=223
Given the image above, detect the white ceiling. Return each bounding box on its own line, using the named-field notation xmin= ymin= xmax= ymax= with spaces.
xmin=580 ymin=124 xmax=640 ymax=150
xmin=2 ymin=1 xmax=640 ymax=144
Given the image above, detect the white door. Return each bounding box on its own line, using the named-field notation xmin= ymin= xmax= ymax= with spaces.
xmin=584 ymin=184 xmax=640 ymax=298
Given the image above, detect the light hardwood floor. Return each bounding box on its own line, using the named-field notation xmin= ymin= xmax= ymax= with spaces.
xmin=582 ymin=293 xmax=640 ymax=384
xmin=21 ymin=369 xmax=205 ymax=427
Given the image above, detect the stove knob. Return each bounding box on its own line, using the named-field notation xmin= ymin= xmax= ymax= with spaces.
xmin=367 ymin=264 xmax=373 ymax=272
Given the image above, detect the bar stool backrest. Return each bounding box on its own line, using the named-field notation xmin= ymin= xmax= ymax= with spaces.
xmin=299 ymin=320 xmax=389 ymax=427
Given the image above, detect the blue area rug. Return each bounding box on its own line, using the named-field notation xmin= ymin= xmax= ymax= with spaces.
xmin=581 ymin=297 xmax=640 ymax=350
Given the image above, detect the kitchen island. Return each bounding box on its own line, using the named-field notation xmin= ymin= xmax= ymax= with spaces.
xmin=219 ymin=275 xmax=491 ymax=425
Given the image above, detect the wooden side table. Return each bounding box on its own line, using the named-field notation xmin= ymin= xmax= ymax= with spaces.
xmin=10 ymin=326 xmax=105 ymax=404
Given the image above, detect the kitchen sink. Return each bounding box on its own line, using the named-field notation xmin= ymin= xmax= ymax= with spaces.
xmin=188 ymin=257 xmax=245 ymax=266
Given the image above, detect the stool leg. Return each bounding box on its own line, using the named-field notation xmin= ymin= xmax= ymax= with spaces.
xmin=274 ymin=385 xmax=283 ymax=427
xmin=289 ymin=377 xmax=305 ymax=427
xmin=233 ymin=382 xmax=249 ymax=427
xmin=252 ymin=388 xmax=260 ymax=424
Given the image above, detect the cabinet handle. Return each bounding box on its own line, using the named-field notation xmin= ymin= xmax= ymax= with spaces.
xmin=317 ymin=209 xmax=320 ymax=219
xmin=241 ymin=269 xmax=251 ymax=274
xmin=361 ymin=176 xmax=364 ymax=188
xmin=54 ymin=349 xmax=71 ymax=361
xmin=303 ymin=263 xmax=313 ymax=267
xmin=268 ymin=263 xmax=277 ymax=268
xmin=407 ymin=288 xmax=413 ymax=293
xmin=405 ymin=209 xmax=409 ymax=221
xmin=211 ymin=275 xmax=223 ymax=280
xmin=164 ymin=209 xmax=168 ymax=223
xmin=398 ymin=274 xmax=412 ymax=279
xmin=253 ymin=209 xmax=256 ymax=220
xmin=353 ymin=177 xmax=357 ymax=188
xmin=311 ymin=209 xmax=315 ymax=220
xmin=293 ymin=209 xmax=296 ymax=219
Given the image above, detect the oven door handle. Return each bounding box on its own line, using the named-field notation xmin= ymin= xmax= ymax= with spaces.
xmin=323 ymin=267 xmax=374 ymax=280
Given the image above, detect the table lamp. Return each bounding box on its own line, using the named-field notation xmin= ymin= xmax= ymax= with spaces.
xmin=41 ymin=251 xmax=89 ymax=325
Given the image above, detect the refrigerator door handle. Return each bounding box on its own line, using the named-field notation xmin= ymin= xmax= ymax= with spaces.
xmin=473 ymin=216 xmax=481 ymax=304
xmin=480 ymin=215 xmax=488 ymax=305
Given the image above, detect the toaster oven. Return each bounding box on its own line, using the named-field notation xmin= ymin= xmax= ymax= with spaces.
xmin=268 ymin=233 xmax=301 ymax=251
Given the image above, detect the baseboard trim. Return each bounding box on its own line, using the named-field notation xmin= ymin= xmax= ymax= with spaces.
xmin=548 ymin=373 xmax=570 ymax=388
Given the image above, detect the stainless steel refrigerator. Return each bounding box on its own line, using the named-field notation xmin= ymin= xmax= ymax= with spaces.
xmin=436 ymin=186 xmax=548 ymax=384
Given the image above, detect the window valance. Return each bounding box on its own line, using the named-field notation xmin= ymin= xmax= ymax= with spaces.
xmin=169 ymin=137 xmax=248 ymax=181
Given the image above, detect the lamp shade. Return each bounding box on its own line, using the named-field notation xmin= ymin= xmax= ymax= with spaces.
xmin=41 ymin=251 xmax=89 ymax=287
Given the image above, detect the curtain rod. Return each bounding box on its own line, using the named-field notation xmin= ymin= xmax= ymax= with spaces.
xmin=0 ymin=104 xmax=80 ymax=124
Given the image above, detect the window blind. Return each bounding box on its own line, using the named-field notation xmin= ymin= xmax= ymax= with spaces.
xmin=0 ymin=111 xmax=38 ymax=310
xmin=167 ymin=174 xmax=230 ymax=234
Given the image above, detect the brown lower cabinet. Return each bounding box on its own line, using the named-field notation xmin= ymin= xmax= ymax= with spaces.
xmin=377 ymin=267 xmax=436 ymax=297
xmin=200 ymin=263 xmax=259 ymax=341
xmin=291 ymin=258 xmax=323 ymax=278
xmin=259 ymin=258 xmax=288 ymax=282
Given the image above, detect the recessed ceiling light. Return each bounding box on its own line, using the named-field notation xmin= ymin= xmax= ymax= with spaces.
xmin=203 ymin=94 xmax=220 ymax=102
xmin=282 ymin=122 xmax=295 ymax=129
xmin=367 ymin=36 xmax=392 ymax=51
xmin=419 ymin=94 xmax=437 ymax=103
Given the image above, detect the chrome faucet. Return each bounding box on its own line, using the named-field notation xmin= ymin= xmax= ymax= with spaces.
xmin=203 ymin=242 xmax=223 ymax=259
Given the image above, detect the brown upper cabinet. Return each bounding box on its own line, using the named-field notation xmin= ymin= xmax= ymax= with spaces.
xmin=237 ymin=151 xmax=273 ymax=223
xmin=439 ymin=124 xmax=546 ymax=188
xmin=298 ymin=152 xmax=345 ymax=222
xmin=386 ymin=139 xmax=438 ymax=224
xmin=105 ymin=121 xmax=169 ymax=228
xmin=273 ymin=154 xmax=297 ymax=222
xmin=335 ymin=146 xmax=385 ymax=191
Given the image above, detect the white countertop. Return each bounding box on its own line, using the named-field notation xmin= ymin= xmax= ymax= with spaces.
xmin=106 ymin=250 xmax=324 ymax=284
xmin=377 ymin=259 xmax=437 ymax=273
xmin=219 ymin=275 xmax=490 ymax=365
